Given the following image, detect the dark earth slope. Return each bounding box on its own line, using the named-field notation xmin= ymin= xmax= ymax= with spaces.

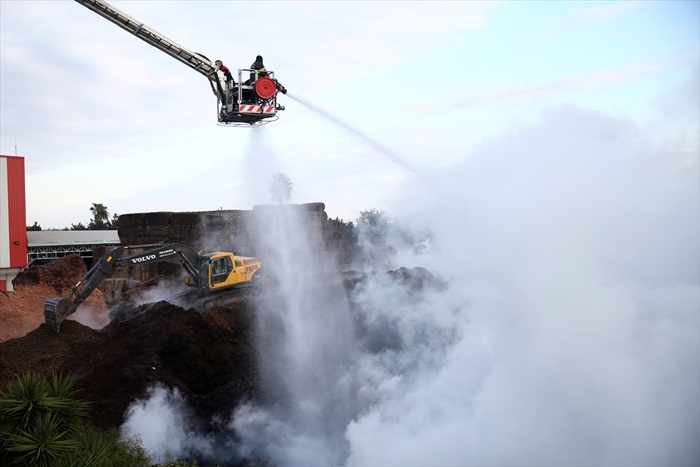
xmin=0 ymin=299 xmax=258 ymax=430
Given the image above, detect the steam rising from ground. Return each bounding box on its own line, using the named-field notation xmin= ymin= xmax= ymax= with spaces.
xmin=121 ymin=105 xmax=699 ymax=466
xmin=70 ymin=305 xmax=110 ymax=329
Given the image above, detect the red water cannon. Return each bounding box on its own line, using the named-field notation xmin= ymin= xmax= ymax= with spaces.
xmin=255 ymin=77 xmax=287 ymax=101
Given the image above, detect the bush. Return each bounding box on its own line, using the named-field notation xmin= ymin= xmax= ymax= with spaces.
xmin=64 ymin=427 xmax=150 ymax=467
xmin=0 ymin=371 xmax=88 ymax=466
xmin=0 ymin=372 xmax=152 ymax=467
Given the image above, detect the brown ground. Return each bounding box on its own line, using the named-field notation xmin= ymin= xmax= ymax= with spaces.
xmin=0 ymin=254 xmax=109 ymax=343
xmin=0 ymin=302 xmax=257 ymax=430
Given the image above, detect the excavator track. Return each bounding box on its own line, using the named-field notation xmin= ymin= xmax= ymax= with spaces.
xmin=195 ymin=284 xmax=258 ymax=310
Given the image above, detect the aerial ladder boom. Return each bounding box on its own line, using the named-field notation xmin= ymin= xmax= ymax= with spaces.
xmin=75 ymin=0 xmax=217 ymax=82
xmin=74 ymin=0 xmax=286 ymax=126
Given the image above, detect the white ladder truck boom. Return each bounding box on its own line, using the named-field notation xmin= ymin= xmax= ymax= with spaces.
xmin=74 ymin=0 xmax=286 ymax=126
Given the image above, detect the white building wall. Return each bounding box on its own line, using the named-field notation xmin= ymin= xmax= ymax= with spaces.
xmin=0 ymin=157 xmax=10 ymax=269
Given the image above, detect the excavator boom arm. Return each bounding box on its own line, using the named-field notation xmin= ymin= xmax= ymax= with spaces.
xmin=116 ymin=243 xmax=201 ymax=279
xmin=44 ymin=243 xmax=203 ymax=331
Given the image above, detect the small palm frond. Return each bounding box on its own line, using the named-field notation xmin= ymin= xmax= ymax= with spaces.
xmin=62 ymin=424 xmax=115 ymax=467
xmin=44 ymin=372 xmax=90 ymax=426
xmin=0 ymin=372 xmax=50 ymax=432
xmin=5 ymin=412 xmax=77 ymax=467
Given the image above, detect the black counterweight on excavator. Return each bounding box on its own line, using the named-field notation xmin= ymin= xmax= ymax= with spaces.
xmin=43 ymin=242 xmax=263 ymax=332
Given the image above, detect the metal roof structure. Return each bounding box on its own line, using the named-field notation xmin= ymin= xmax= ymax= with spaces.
xmin=26 ymin=230 xmax=120 ymax=265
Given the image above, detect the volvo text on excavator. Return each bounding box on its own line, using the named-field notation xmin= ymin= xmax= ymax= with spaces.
xmin=44 ymin=243 xmax=263 ymax=332
xmin=74 ymin=0 xmax=287 ymax=126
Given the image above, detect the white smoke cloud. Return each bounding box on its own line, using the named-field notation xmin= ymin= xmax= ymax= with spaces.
xmin=120 ymin=385 xmax=216 ymax=464
xmin=230 ymin=404 xmax=338 ymax=466
xmin=106 ymin=275 xmax=194 ymax=324
xmin=345 ymin=105 xmax=700 ymax=466
xmin=69 ymin=305 xmax=109 ymax=329
xmin=119 ymin=104 xmax=699 ymax=466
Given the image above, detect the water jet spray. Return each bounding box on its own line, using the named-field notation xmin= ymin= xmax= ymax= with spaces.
xmin=286 ymin=92 xmax=424 ymax=177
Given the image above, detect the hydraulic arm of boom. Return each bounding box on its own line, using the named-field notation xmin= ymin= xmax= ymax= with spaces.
xmin=44 ymin=243 xmax=202 ymax=332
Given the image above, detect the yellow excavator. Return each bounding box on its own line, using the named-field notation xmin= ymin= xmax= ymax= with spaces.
xmin=44 ymin=243 xmax=263 ymax=332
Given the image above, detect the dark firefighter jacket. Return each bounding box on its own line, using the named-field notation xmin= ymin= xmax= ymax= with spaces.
xmin=245 ymin=58 xmax=268 ymax=85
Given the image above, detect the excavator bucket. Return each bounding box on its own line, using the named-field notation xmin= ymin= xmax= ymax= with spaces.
xmin=44 ymin=297 xmax=78 ymax=332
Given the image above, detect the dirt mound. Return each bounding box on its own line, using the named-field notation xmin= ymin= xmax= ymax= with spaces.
xmin=13 ymin=254 xmax=86 ymax=290
xmin=0 ymin=255 xmax=109 ymax=343
xmin=388 ymin=266 xmax=448 ymax=292
xmin=0 ymin=299 xmax=257 ymax=430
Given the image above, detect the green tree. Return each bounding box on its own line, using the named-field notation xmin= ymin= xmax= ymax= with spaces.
xmin=26 ymin=221 xmax=42 ymax=231
xmin=328 ymin=217 xmax=357 ymax=242
xmin=356 ymin=208 xmax=389 ymax=243
xmin=109 ymin=212 xmax=120 ymax=230
xmin=356 ymin=208 xmax=432 ymax=254
xmin=88 ymin=203 xmax=110 ymax=230
xmin=269 ymin=172 xmax=293 ymax=205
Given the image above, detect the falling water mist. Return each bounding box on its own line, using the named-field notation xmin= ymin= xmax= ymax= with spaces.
xmin=232 ymin=205 xmax=360 ymax=464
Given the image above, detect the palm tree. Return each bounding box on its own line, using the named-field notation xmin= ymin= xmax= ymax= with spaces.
xmin=269 ymin=172 xmax=293 ymax=205
xmin=89 ymin=203 xmax=109 ymax=228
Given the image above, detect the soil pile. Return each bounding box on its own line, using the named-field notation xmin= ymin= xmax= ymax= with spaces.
xmin=0 ymin=299 xmax=257 ymax=430
xmin=0 ymin=255 xmax=109 ymax=343
xmin=0 ymin=255 xmax=257 ymax=429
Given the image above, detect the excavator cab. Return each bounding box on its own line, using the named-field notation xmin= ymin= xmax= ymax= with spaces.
xmin=204 ymin=252 xmax=263 ymax=289
xmin=216 ymin=69 xmax=286 ymax=127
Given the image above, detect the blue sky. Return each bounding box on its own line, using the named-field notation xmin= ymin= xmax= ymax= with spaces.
xmin=0 ymin=0 xmax=698 ymax=228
